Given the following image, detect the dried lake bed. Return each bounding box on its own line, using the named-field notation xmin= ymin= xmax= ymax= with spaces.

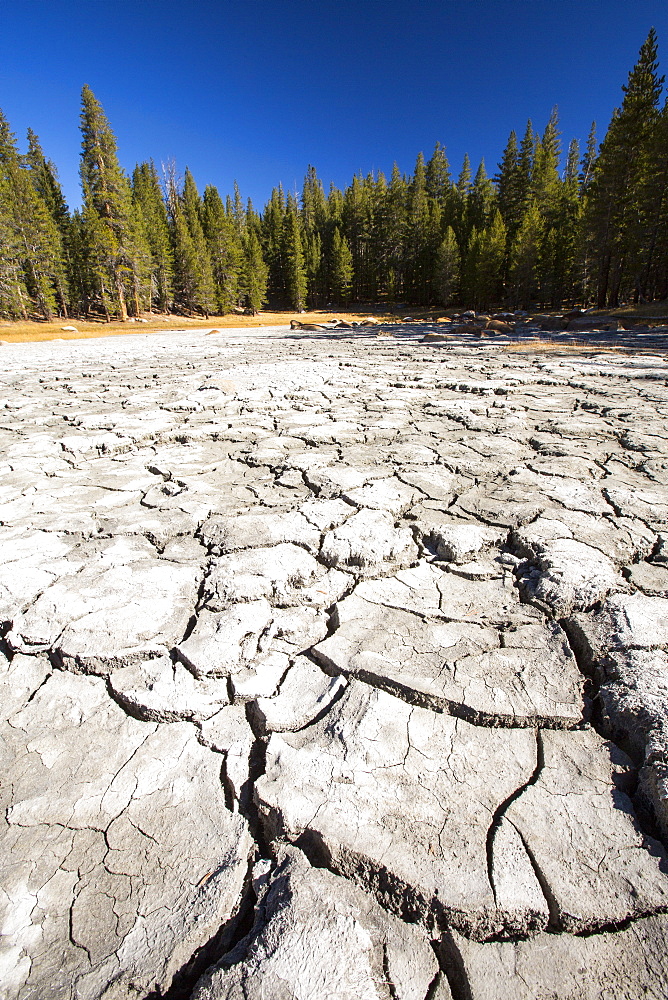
xmin=2 ymin=323 xmax=668 ymax=999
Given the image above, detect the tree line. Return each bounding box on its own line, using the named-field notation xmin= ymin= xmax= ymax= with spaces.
xmin=0 ymin=29 xmax=666 ymax=322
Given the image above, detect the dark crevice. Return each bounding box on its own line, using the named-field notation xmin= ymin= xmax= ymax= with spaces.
xmin=433 ymin=932 xmax=474 ymax=1000
xmin=558 ymin=617 xmax=666 ymax=849
xmin=424 ymin=970 xmax=450 ymax=1000
xmin=486 ymin=729 xmax=545 ymax=907
xmin=382 ymin=942 xmax=400 ymax=1000
xmin=239 ymin=735 xmax=270 ymax=854
xmin=145 ymin=861 xmax=257 ymax=1000
xmin=511 ymin=821 xmax=561 ymax=931
xmin=315 ymin=652 xmax=584 ymax=730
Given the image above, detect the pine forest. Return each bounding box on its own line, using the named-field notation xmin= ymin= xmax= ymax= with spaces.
xmin=1 ymin=29 xmax=667 ymax=322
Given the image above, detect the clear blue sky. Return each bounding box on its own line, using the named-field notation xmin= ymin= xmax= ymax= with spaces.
xmin=1 ymin=0 xmax=667 ymax=212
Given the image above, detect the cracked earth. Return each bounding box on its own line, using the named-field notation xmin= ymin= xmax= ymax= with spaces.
xmin=2 ymin=323 xmax=668 ymax=999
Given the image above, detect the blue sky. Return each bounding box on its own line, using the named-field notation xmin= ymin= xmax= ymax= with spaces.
xmin=1 ymin=0 xmax=667 ymax=212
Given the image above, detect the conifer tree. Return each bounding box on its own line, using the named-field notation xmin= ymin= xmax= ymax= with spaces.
xmin=282 ymin=194 xmax=307 ymax=311
xmin=452 ymin=154 xmax=472 ymax=248
xmin=586 ymin=29 xmax=664 ymax=305
xmin=330 ymin=226 xmax=353 ymax=304
xmin=637 ymin=95 xmax=668 ymax=300
xmin=132 ymin=161 xmax=173 ymax=311
xmin=434 ymin=226 xmax=460 ymax=306
xmin=495 ymin=130 xmax=522 ymax=233
xmin=509 ymin=202 xmax=544 ymax=307
xmin=232 ymin=181 xmax=246 ymax=238
xmin=531 ymin=108 xmax=561 ymax=218
xmin=243 ymin=228 xmax=268 ymax=314
xmin=202 ymin=184 xmax=244 ymax=313
xmin=405 ymin=152 xmax=433 ymax=303
xmin=381 ymin=164 xmax=407 ymax=302
xmin=79 ymin=85 xmax=142 ymax=319
xmin=467 ymin=159 xmax=496 ymax=235
xmin=25 ymin=129 xmax=71 ymax=315
xmin=516 ymin=120 xmax=536 ymax=213
xmin=579 ymin=123 xmax=597 ymax=193
xmin=263 ymin=185 xmax=286 ymax=302
xmin=301 ymin=165 xmax=327 ymax=305
xmin=180 ymin=168 xmax=216 ymax=316
xmin=426 ymin=142 xmax=453 ymax=214
xmin=25 ymin=130 xmax=70 ymax=232
xmin=0 ymin=110 xmax=66 ymax=319
xmin=0 ymin=163 xmax=28 ymax=318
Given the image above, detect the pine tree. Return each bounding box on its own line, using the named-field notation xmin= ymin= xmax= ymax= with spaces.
xmin=0 ymin=109 xmax=66 ymax=320
xmin=202 ymin=184 xmax=244 ymax=313
xmin=25 ymin=129 xmax=71 ymax=315
xmin=434 ymin=226 xmax=460 ymax=306
xmin=330 ymin=226 xmax=353 ymax=304
xmin=0 ymin=163 xmax=28 ymax=318
xmin=579 ymin=123 xmax=597 ymax=193
xmin=516 ymin=120 xmax=536 ymax=213
xmin=282 ymin=194 xmax=307 ymax=311
xmin=509 ymin=202 xmax=544 ymax=308
xmin=531 ymin=108 xmax=561 ymax=219
xmin=467 ymin=159 xmax=496 ymax=235
xmin=232 ymin=181 xmax=246 ymax=239
xmin=243 ymin=228 xmax=268 ymax=314
xmin=262 ymin=185 xmax=286 ymax=302
xmin=180 ymin=168 xmax=216 ymax=316
xmin=495 ymin=130 xmax=522 ymax=233
xmin=132 ymin=161 xmax=173 ymax=311
xmin=451 ymin=154 xmax=472 ymax=249
xmin=301 ymin=165 xmax=327 ymax=305
xmin=585 ymin=29 xmax=664 ymax=306
xmin=426 ymin=142 xmax=452 ymax=212
xmin=405 ymin=152 xmax=433 ymax=303
xmin=637 ymin=94 xmax=668 ymax=300
xmin=79 ymin=85 xmax=141 ymax=319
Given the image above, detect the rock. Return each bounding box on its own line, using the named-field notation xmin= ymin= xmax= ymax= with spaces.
xmin=199 ymin=703 xmax=256 ymax=808
xmin=61 ymin=325 xmax=78 ymax=331
xmin=256 ymin=680 xmax=542 ymax=940
xmin=566 ymin=315 xmax=619 ymax=331
xmin=421 ymin=520 xmax=506 ymax=563
xmin=484 ymin=320 xmax=513 ymax=334
xmin=342 ymin=476 xmax=417 ymax=513
xmin=447 ymin=915 xmax=668 ymax=1000
xmin=397 ymin=466 xmax=458 ymax=503
xmin=191 ymin=845 xmax=444 ymax=1000
xmin=1 ymin=671 xmax=251 ymax=999
xmin=566 ymin=594 xmax=668 ymax=839
xmin=4 ymin=313 xmax=668 ymax=997
xmin=625 ymin=560 xmax=668 ymax=595
xmin=530 ymin=314 xmax=567 ymax=331
xmin=200 ymin=509 xmax=321 ymax=554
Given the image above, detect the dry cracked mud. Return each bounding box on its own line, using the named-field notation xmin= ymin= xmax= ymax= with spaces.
xmin=2 ymin=322 xmax=668 ymax=999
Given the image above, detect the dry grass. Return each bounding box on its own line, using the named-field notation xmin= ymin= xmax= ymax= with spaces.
xmin=0 ymin=309 xmax=396 ymax=345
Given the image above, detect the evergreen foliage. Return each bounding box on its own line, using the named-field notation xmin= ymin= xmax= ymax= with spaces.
xmin=1 ymin=33 xmax=668 ymax=321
